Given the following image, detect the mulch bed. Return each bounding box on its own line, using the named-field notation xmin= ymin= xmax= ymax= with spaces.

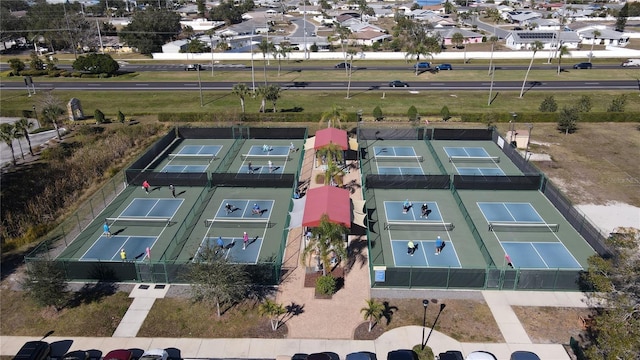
xmin=304 ymin=266 xmax=345 ymax=288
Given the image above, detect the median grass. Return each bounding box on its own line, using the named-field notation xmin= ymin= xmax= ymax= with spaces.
xmin=2 ymin=89 xmax=639 ymax=119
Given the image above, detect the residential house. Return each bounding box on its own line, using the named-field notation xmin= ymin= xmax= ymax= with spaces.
xmin=349 ymin=30 xmax=392 ymax=46
xmin=531 ymin=18 xmax=562 ymax=31
xmin=162 ymin=40 xmax=188 ymax=53
xmin=576 ymin=27 xmax=630 ymax=47
xmin=437 ymin=28 xmax=484 ymax=45
xmin=506 ymin=11 xmax=542 ymax=25
xmin=504 ymin=30 xmax=580 ymax=50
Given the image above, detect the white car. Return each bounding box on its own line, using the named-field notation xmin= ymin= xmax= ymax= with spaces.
xmin=139 ymin=349 xmax=168 ymax=360
xmin=465 ymin=351 xmax=497 ymax=360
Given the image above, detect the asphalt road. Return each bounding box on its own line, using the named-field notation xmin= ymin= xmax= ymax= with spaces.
xmin=1 ymin=79 xmax=638 ymax=92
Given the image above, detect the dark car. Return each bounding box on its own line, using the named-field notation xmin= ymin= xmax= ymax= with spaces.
xmin=103 ymin=350 xmax=133 ymax=360
xmin=413 ymin=62 xmax=431 ymax=69
xmin=334 ymin=62 xmax=351 ymax=69
xmin=307 ymin=353 xmax=332 ymax=360
xmin=436 ymin=63 xmax=453 ymax=71
xmin=63 ymin=350 xmax=89 ymax=360
xmin=388 ymin=80 xmax=409 ymax=87
xmin=185 ymin=64 xmax=203 ymax=71
xmin=438 ymin=351 xmax=464 ymax=360
xmin=509 ymin=351 xmax=541 ymax=360
xmin=346 ymin=352 xmax=376 ymax=360
xmin=13 ymin=341 xmax=50 ymax=360
xmin=387 ymin=350 xmax=418 ymax=360
xmin=573 ymin=62 xmax=592 ymax=69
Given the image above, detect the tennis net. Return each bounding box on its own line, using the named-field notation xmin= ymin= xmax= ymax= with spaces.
xmin=374 ymin=155 xmax=424 ymax=162
xmin=168 ymin=153 xmax=216 ymax=162
xmin=205 ymin=218 xmax=273 ymax=228
xmin=488 ymin=222 xmax=559 ymax=232
xmin=449 ymin=156 xmax=500 ymax=163
xmin=384 ymin=221 xmax=454 ymax=231
xmin=241 ymin=154 xmax=290 ymax=161
xmin=106 ymin=217 xmax=173 ymax=226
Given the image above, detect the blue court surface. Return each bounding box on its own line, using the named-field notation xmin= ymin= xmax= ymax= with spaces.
xmin=175 ymin=145 xmax=222 ymax=156
xmin=239 ymin=163 xmax=285 ymax=174
xmin=444 ymin=147 xmax=492 ymax=158
xmin=247 ymin=145 xmax=291 ymax=157
xmin=214 ymin=199 xmax=275 ymax=219
xmin=81 ymin=235 xmax=156 ymax=262
xmin=391 ymin=240 xmax=461 ymax=267
xmin=373 ymin=146 xmax=417 ymax=157
xmin=194 ymin=236 xmax=262 ymax=264
xmin=120 ymin=198 xmax=183 ymax=219
xmin=161 ymin=164 xmax=208 ymax=173
xmin=478 ymin=202 xmax=544 ymax=223
xmin=501 ymin=242 xmax=582 ymax=269
xmin=457 ymin=167 xmax=505 ymax=176
xmin=384 ymin=201 xmax=443 ymax=222
xmin=378 ymin=166 xmax=424 ymax=175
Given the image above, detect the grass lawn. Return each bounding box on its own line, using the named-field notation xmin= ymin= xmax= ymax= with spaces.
xmin=0 ymin=290 xmax=132 ymax=337
xmin=2 ymin=89 xmax=639 ymax=119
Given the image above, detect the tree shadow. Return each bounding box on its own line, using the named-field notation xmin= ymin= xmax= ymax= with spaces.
xmin=382 ymin=301 xmax=399 ymax=325
xmin=67 ymin=281 xmax=117 ymax=308
xmin=280 ymin=302 xmax=305 ymax=325
xmin=489 ymin=92 xmax=500 ymax=105
xmin=345 ymin=236 xmax=369 ymax=273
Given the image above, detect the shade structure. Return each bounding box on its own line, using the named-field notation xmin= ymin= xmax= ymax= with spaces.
xmin=303 ymin=186 xmax=351 ymax=228
xmin=314 ymin=127 xmax=348 ymax=150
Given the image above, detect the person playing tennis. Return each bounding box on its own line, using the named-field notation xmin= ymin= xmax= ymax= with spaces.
xmin=421 ymin=203 xmax=429 ymax=218
xmin=252 ymin=203 xmax=261 ymax=216
xmin=403 ymin=199 xmax=412 ymax=214
xmin=225 ymin=203 xmax=233 ymax=214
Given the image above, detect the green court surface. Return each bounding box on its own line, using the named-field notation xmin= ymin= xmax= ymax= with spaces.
xmin=177 ymin=187 xmax=291 ymax=263
xmin=57 ymin=183 xmax=209 ymax=262
xmin=226 ymin=139 xmax=304 ymax=175
xmin=430 ymin=140 xmax=523 ymax=176
xmin=368 ymin=189 xmax=487 ymax=268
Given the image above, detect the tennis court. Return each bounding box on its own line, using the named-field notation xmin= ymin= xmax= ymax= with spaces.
xmin=81 ymin=235 xmax=156 ymax=262
xmin=391 ymin=239 xmax=461 ymax=268
xmin=151 ymin=140 xmax=235 ymax=174
xmin=430 ymin=140 xmax=523 ymax=176
xmin=362 ymin=142 xmax=442 ymax=175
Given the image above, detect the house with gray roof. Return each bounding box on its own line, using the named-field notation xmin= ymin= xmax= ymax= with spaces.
xmin=506 ymin=11 xmax=543 ymax=25
xmin=576 ymin=27 xmax=630 ymax=47
xmin=505 ymin=30 xmax=580 ymax=50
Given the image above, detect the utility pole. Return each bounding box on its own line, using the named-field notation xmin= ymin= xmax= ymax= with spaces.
xmin=97 ymin=19 xmax=105 ymax=54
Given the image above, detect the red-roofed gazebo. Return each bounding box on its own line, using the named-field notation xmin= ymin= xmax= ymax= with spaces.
xmin=302 ymin=186 xmax=351 ymax=228
xmin=314 ymin=127 xmax=348 ymax=150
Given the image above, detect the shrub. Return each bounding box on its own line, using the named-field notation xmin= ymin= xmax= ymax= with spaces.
xmin=577 ymin=95 xmax=592 ymax=113
xmin=407 ymin=105 xmax=418 ymax=121
xmin=412 ymin=345 xmax=435 ymax=360
xmin=539 ymin=95 xmax=558 ymax=112
xmin=315 ymin=275 xmax=337 ymax=295
xmin=117 ymin=110 xmax=125 ymax=123
xmin=557 ymin=106 xmax=579 ymax=134
xmin=440 ymin=105 xmax=450 ymax=121
xmin=373 ymin=106 xmax=383 ymax=121
xmin=607 ymin=95 xmax=627 ymax=112
xmin=95 ymin=109 xmax=105 ymax=123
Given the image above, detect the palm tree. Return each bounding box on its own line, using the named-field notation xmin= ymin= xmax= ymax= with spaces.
xmin=0 ymin=123 xmax=17 ymax=165
xmin=11 ymin=125 xmax=25 ymax=160
xmin=265 ymin=84 xmax=281 ymax=113
xmin=232 ymin=83 xmax=251 ymax=114
xmin=273 ymin=42 xmax=292 ymax=77
xmin=361 ymin=299 xmax=384 ymax=332
xmin=320 ymin=105 xmax=345 ymax=128
xmin=589 ymin=29 xmax=600 ymax=63
xmin=14 ymin=118 xmax=35 ymax=156
xmin=301 ymin=214 xmax=348 ymax=276
xmin=557 ymin=45 xmax=570 ymax=75
xmin=487 ymin=35 xmax=499 ymax=75
xmin=258 ymin=299 xmax=286 ymax=331
xmin=519 ymin=40 xmax=543 ymax=98
xmin=402 ymin=21 xmax=441 ymax=76
xmin=40 ymin=93 xmax=64 ymax=140
xmin=345 ymin=49 xmax=357 ymax=99
xmin=257 ymin=39 xmax=275 ymax=85
xmin=255 ymin=85 xmax=268 ymax=113
xmin=335 ymin=24 xmax=352 ymax=75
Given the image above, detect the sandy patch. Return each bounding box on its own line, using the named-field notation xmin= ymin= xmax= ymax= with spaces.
xmin=576 ymin=202 xmax=640 ymax=234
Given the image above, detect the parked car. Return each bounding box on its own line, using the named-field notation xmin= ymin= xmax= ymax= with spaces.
xmin=388 ymin=80 xmax=409 ymax=87
xmin=139 ymin=349 xmax=168 ymax=360
xmin=306 ymin=353 xmax=332 ymax=360
xmin=62 ymin=350 xmax=89 ymax=360
xmin=413 ymin=62 xmax=431 ymax=69
xmin=387 ymin=350 xmax=417 ymax=360
xmin=13 ymin=341 xmax=50 ymax=360
xmin=465 ymin=351 xmax=497 ymax=360
xmin=573 ymin=62 xmax=592 ymax=69
xmin=346 ymin=352 xmax=376 ymax=360
xmin=509 ymin=351 xmax=541 ymax=360
xmin=334 ymin=62 xmax=351 ymax=69
xmin=438 ymin=351 xmax=464 ymax=360
xmin=185 ymin=64 xmax=203 ymax=71
xmin=103 ymin=349 xmax=132 ymax=360
xmin=436 ymin=63 xmax=453 ymax=71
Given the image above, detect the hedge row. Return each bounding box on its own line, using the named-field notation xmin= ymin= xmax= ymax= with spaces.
xmin=157 ymin=112 xmax=359 ymax=123
xmin=7 ymin=70 xmax=112 ymax=78
xmin=459 ymin=112 xmax=640 ymax=123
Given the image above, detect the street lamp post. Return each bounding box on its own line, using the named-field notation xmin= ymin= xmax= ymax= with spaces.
xmin=197 ymin=65 xmax=203 ymax=107
xmin=421 ymin=299 xmax=429 ymax=350
xmin=525 ymin=123 xmax=533 ymax=161
xmin=32 ymin=105 xmax=40 ymax=128
xmin=209 ymin=34 xmax=214 ymax=77
xmin=510 ymin=112 xmax=517 ymax=145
